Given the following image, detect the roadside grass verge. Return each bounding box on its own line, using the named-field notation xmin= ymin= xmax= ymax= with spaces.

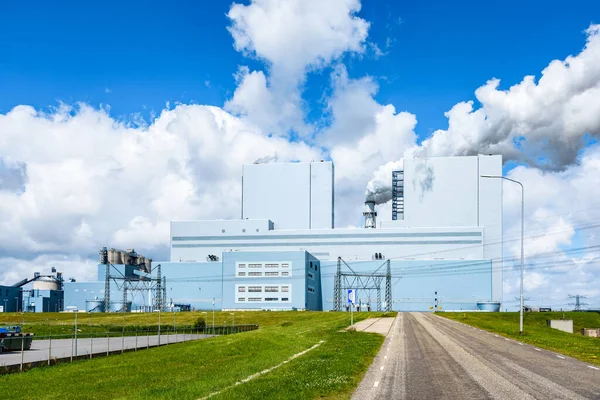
xmin=0 ymin=311 xmax=393 ymax=399
xmin=438 ymin=312 xmax=600 ymax=366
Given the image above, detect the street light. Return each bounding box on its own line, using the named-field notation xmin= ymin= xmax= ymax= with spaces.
xmin=481 ymin=174 xmax=525 ymax=334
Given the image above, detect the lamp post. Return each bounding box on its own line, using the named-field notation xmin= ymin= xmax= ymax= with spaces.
xmin=481 ymin=174 xmax=525 ymax=334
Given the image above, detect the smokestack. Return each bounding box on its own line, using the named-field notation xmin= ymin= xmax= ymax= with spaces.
xmin=363 ymin=200 xmax=377 ymax=228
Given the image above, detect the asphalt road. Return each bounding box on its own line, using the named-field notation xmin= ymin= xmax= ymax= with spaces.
xmin=353 ymin=313 xmax=600 ymax=400
xmin=0 ymin=333 xmax=211 ymax=369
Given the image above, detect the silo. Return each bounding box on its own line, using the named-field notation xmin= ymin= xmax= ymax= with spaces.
xmin=33 ymin=276 xmax=61 ymax=291
xmin=109 ymin=301 xmax=132 ymax=313
xmin=109 ymin=248 xmax=121 ymax=264
xmin=121 ymin=250 xmax=130 ymax=265
xmin=86 ymin=300 xmax=105 ymax=312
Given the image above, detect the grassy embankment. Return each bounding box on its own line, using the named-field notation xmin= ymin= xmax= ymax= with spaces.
xmin=439 ymin=311 xmax=600 ymax=366
xmin=0 ymin=311 xmax=394 ymax=399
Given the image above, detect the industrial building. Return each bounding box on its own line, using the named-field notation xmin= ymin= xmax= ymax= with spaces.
xmin=62 ymin=154 xmax=503 ymax=313
xmin=0 ymin=270 xmax=64 ymax=313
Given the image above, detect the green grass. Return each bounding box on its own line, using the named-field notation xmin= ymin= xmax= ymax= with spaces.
xmin=0 ymin=311 xmax=394 ymax=399
xmin=438 ymin=311 xmax=600 ymax=366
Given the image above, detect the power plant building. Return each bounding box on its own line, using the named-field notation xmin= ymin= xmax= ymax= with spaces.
xmin=64 ymin=155 xmax=503 ymax=313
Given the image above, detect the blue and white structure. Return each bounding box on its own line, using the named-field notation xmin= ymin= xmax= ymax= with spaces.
xmin=64 ymin=155 xmax=503 ymax=312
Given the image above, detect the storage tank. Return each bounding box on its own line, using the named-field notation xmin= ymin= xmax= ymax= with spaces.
xmin=33 ymin=276 xmax=61 ymax=291
xmin=477 ymin=301 xmax=501 ymax=312
xmin=108 ymin=248 xmax=121 ymax=264
xmin=145 ymin=258 xmax=152 ymax=273
xmin=86 ymin=300 xmax=105 ymax=312
xmin=121 ymin=250 xmax=130 ymax=265
xmin=109 ymin=301 xmax=132 ymax=313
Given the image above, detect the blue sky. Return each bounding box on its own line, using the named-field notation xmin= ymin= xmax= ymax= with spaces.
xmin=1 ymin=0 xmax=598 ymax=141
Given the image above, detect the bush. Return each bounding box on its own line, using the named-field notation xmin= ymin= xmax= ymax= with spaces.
xmin=194 ymin=317 xmax=206 ymax=330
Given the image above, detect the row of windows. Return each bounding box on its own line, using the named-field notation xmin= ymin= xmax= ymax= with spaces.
xmin=237 ymin=263 xmax=289 ymax=269
xmin=238 ymin=271 xmax=289 ymax=277
xmin=237 ymin=297 xmax=290 ymax=302
xmin=238 ymin=285 xmax=289 ymax=293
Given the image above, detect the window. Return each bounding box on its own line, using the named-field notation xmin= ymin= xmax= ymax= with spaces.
xmin=265 ymin=286 xmax=278 ymax=292
xmin=248 ymin=263 xmax=262 ymax=268
xmin=308 ymin=287 xmax=315 ymax=293
xmin=249 ymin=297 xmax=261 ymax=301
xmin=281 ymin=286 xmax=289 ymax=292
xmin=238 ymin=272 xmax=246 ymax=277
xmin=315 ymin=265 xmax=318 ymax=271
xmin=248 ymin=272 xmax=262 ymax=276
xmin=221 ymin=229 xmax=226 ymax=233
xmin=307 ymin=272 xmax=314 ymax=279
xmin=242 ymin=229 xmax=246 ymax=233
xmin=264 ymin=298 xmax=278 ymax=302
xmin=238 ymin=298 xmax=246 ymax=301
xmin=281 ymin=297 xmax=289 ymax=302
xmin=265 ymin=263 xmax=279 ymax=268
xmin=265 ymin=271 xmax=279 ymax=277
xmin=238 ymin=287 xmax=246 ymax=292
xmin=248 ymin=286 xmax=262 ymax=292
xmin=238 ymin=264 xmax=246 ymax=268
xmin=281 ymin=263 xmax=289 ymax=268
xmin=310 ymin=262 xmax=313 ymax=269
xmin=281 ymin=271 xmax=289 ymax=276
xmin=256 ymin=229 xmax=259 ymax=232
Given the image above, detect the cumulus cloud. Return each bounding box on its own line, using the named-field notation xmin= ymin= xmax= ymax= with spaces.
xmin=412 ymin=24 xmax=600 ymax=171
xmin=227 ymin=0 xmax=369 ymax=79
xmin=0 ymin=103 xmax=320 ymax=282
xmin=226 ymin=0 xmax=369 ymax=135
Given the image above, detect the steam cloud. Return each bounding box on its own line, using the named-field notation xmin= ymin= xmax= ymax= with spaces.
xmin=365 ymin=24 xmax=600 ymax=203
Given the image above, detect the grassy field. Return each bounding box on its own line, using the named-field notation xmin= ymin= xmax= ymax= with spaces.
xmin=439 ymin=311 xmax=600 ymax=366
xmin=0 ymin=311 xmax=394 ymax=399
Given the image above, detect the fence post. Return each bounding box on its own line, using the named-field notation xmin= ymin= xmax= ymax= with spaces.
xmin=20 ymin=335 xmax=24 ymax=372
xmin=71 ymin=332 xmax=74 ymax=362
xmin=135 ymin=327 xmax=138 ymax=351
xmin=147 ymin=328 xmax=149 ymax=349
xmin=90 ymin=332 xmax=93 ymax=359
xmin=106 ymin=332 xmax=109 ymax=356
xmin=48 ymin=335 xmax=52 ymax=366
xmin=121 ymin=330 xmax=124 ymax=354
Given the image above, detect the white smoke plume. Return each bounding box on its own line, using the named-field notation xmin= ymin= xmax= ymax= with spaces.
xmin=365 ymin=159 xmax=403 ymax=204
xmin=412 ymin=24 xmax=600 ymax=171
xmin=365 ymin=24 xmax=600 ymax=204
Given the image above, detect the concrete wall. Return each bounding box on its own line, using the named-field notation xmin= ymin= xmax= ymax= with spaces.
xmin=547 ymin=319 xmax=573 ymax=334
xmin=242 ymin=162 xmax=334 ymax=230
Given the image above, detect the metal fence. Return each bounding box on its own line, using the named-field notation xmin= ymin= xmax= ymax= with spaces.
xmin=0 ymin=324 xmax=258 ymax=374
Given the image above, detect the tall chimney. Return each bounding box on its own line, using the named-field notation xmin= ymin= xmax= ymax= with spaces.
xmin=363 ymin=201 xmax=377 ymax=228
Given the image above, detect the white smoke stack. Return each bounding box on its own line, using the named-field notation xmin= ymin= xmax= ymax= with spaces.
xmin=363 ymin=200 xmax=377 ymax=228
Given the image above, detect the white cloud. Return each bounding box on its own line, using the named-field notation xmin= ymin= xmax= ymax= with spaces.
xmin=412 ymin=24 xmax=600 ymax=171
xmin=0 ymin=103 xmax=321 ymax=283
xmin=225 ymin=0 xmax=369 ymax=136
xmin=227 ymin=0 xmax=368 ymax=79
